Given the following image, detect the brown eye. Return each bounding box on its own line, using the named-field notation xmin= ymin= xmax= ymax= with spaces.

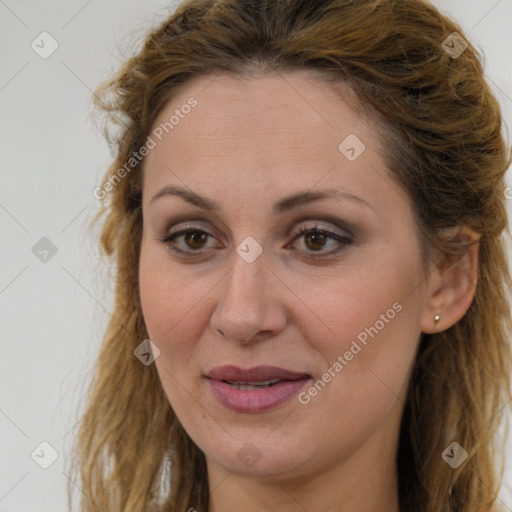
xmin=303 ymin=231 xmax=328 ymax=251
xmin=183 ymin=231 xmax=209 ymax=249
xmin=161 ymin=227 xmax=220 ymax=255
xmin=288 ymin=225 xmax=353 ymax=259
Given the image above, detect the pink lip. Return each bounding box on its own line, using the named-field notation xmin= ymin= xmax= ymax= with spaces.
xmin=206 ymin=365 xmax=311 ymax=413
xmin=207 ymin=365 xmax=310 ymax=382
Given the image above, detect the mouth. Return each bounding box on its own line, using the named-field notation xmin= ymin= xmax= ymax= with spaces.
xmin=221 ymin=379 xmax=282 ymax=391
xmin=206 ymin=364 xmax=311 ymax=382
xmin=205 ymin=365 xmax=312 ymax=413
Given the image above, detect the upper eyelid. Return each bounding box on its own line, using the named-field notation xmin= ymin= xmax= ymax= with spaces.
xmin=158 ymin=207 xmax=360 ymax=237
xmin=165 ymin=221 xmax=351 ymax=240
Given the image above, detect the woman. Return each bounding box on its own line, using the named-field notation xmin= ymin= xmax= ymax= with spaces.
xmin=69 ymin=0 xmax=512 ymax=511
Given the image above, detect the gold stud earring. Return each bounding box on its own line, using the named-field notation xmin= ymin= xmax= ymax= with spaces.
xmin=434 ymin=314 xmax=441 ymax=324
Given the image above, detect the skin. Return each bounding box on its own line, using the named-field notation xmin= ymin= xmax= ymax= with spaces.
xmin=138 ymin=71 xmax=480 ymax=512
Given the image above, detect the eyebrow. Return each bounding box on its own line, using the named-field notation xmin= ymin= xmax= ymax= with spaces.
xmin=149 ymin=185 xmax=375 ymax=215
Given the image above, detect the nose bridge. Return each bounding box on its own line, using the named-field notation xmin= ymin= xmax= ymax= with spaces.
xmin=221 ymin=249 xmax=266 ymax=319
xmin=211 ymin=247 xmax=284 ymax=343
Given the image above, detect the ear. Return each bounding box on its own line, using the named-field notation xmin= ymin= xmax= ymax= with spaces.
xmin=420 ymin=226 xmax=481 ymax=334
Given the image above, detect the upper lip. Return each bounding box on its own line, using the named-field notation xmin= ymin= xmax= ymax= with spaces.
xmin=206 ymin=365 xmax=311 ymax=382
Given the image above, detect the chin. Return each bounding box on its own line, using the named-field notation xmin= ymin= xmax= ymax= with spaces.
xmin=202 ymin=433 xmax=313 ymax=478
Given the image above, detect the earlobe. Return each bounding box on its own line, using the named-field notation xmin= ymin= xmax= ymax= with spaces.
xmin=420 ymin=226 xmax=481 ymax=334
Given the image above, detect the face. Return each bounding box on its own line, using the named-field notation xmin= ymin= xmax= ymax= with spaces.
xmin=139 ymin=72 xmax=429 ymax=481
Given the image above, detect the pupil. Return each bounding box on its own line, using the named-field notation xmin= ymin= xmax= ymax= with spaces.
xmin=306 ymin=232 xmax=326 ymax=251
xmin=186 ymin=232 xmax=207 ymax=249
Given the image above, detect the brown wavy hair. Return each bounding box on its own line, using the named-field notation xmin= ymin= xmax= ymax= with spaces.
xmin=68 ymin=1 xmax=512 ymax=511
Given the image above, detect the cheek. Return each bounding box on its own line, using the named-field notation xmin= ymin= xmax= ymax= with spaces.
xmin=138 ymin=246 xmax=211 ymax=416
xmin=138 ymin=243 xmax=212 ymax=366
xmin=294 ymin=257 xmax=419 ymax=342
xmin=290 ymin=275 xmax=422 ymax=454
xmin=292 ymin=257 xmax=424 ymax=395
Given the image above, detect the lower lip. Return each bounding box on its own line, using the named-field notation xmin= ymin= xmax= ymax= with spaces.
xmin=207 ymin=378 xmax=311 ymax=413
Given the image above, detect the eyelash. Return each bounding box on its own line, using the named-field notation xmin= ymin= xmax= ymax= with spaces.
xmin=159 ymin=223 xmax=354 ymax=260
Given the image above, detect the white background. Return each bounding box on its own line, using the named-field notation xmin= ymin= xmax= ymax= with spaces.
xmin=0 ymin=1 xmax=511 ymax=510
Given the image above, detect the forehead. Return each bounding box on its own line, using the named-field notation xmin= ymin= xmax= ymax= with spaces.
xmin=150 ymin=71 xmax=370 ymax=144
xmin=143 ymin=72 xmax=378 ymax=177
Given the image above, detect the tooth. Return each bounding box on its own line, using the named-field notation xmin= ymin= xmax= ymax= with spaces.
xmin=238 ymin=384 xmax=258 ymax=391
xmin=226 ymin=379 xmax=280 ymax=386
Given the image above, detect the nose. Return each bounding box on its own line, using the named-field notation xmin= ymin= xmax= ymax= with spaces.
xmin=210 ymin=250 xmax=288 ymax=344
